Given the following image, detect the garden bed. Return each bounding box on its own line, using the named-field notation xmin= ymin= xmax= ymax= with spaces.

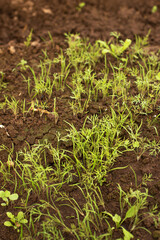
xmin=0 ymin=0 xmax=160 ymax=239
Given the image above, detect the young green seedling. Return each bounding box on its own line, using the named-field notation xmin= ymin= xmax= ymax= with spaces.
xmin=24 ymin=29 xmax=33 ymax=47
xmin=13 ymin=59 xmax=29 ymax=72
xmin=0 ymin=190 xmax=18 ymax=206
xmin=105 ymin=212 xmax=134 ymax=239
xmin=4 ymin=211 xmax=28 ymax=232
xmin=97 ymin=38 xmax=132 ymax=59
xmin=151 ymin=5 xmax=158 ymax=14
xmin=4 ymin=96 xmax=19 ymax=117
xmin=76 ymin=2 xmax=86 ymax=11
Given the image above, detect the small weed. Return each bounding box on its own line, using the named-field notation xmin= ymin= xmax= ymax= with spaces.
xmin=24 ymin=29 xmax=33 ymax=47
xmin=103 ymin=173 xmax=155 ymax=238
xmin=151 ymin=5 xmax=158 ymax=14
xmin=97 ymin=38 xmax=132 ymax=59
xmin=0 ymin=190 xmax=18 ymax=206
xmin=4 ymin=211 xmax=28 ymax=233
xmin=76 ymin=2 xmax=86 ymax=11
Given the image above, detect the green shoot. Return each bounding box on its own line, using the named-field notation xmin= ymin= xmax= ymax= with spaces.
xmin=4 ymin=211 xmax=28 ymax=233
xmin=76 ymin=2 xmax=86 ymax=11
xmin=0 ymin=190 xmax=18 ymax=206
xmin=24 ymin=29 xmax=33 ymax=47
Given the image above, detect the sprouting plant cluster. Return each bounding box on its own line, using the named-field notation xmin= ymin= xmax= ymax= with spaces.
xmin=0 ymin=31 xmax=160 ymax=239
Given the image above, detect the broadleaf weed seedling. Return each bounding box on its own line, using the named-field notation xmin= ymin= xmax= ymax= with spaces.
xmin=104 ymin=211 xmax=134 ymax=239
xmin=4 ymin=211 xmax=28 ymax=234
xmin=117 ymin=184 xmax=153 ymax=233
xmin=97 ymin=38 xmax=132 ymax=59
xmin=102 ymin=173 xmax=154 ymax=238
xmin=0 ymin=190 xmax=18 ymax=206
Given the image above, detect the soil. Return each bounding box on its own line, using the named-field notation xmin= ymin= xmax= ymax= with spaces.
xmin=0 ymin=0 xmax=160 ymax=239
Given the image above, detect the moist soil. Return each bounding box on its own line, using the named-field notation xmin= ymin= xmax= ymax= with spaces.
xmin=0 ymin=0 xmax=160 ymax=239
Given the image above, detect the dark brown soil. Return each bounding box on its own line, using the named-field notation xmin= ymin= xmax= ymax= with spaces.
xmin=0 ymin=0 xmax=160 ymax=239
